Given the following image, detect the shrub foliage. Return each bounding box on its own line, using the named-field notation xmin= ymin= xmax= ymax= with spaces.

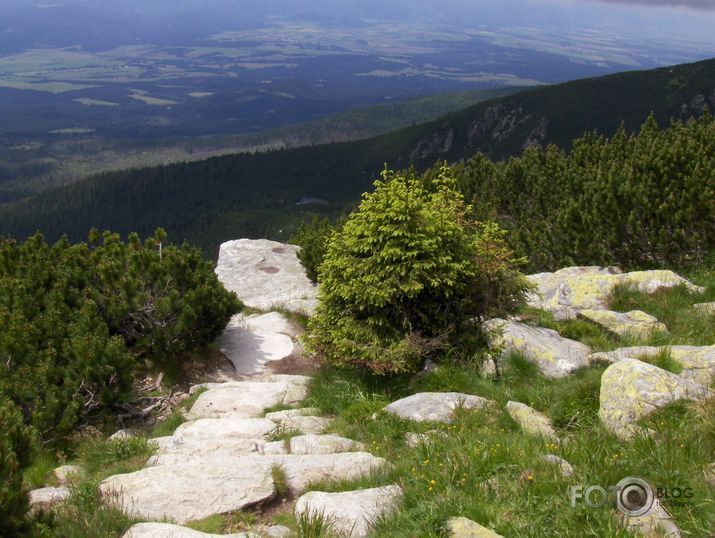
xmin=289 ymin=216 xmax=337 ymax=282
xmin=448 ymin=112 xmax=715 ymax=270
xmin=0 ymin=398 xmax=34 ymax=537
xmin=0 ymin=230 xmax=240 ymax=444
xmin=305 ymin=168 xmax=530 ymax=374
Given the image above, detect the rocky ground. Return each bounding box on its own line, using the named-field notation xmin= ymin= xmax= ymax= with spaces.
xmin=30 ymin=240 xmax=714 ymax=537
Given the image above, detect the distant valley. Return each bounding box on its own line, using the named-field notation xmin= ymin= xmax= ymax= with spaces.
xmin=1 ymin=57 xmax=712 ymax=257
xmin=1 ymin=5 xmax=714 ymax=197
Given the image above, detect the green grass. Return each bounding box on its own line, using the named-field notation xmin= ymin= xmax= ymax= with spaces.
xmin=300 ymin=347 xmax=714 ymax=537
xmin=607 ymin=258 xmax=715 ymax=347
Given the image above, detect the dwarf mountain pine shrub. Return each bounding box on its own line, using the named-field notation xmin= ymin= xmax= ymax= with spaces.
xmin=0 ymin=398 xmax=34 ymax=537
xmin=0 ymin=230 xmax=241 ymax=444
xmin=304 ymin=167 xmax=530 ymax=374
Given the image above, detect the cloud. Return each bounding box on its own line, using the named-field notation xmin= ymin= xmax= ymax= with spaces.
xmin=588 ymin=0 xmax=715 ymax=9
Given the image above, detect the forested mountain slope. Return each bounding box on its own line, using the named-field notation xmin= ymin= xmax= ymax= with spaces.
xmin=1 ymin=58 xmax=713 ymax=256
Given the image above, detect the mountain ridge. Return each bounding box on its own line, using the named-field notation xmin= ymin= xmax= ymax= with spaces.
xmin=0 ymin=57 xmax=713 ymax=255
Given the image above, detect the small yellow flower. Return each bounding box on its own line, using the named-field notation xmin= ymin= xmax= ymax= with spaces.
xmin=423 ymin=459 xmax=430 ymax=464
xmin=527 ymin=474 xmax=534 ymax=481
xmin=430 ymin=479 xmax=437 ymax=485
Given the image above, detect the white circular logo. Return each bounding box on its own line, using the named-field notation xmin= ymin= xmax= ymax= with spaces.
xmin=615 ymin=477 xmax=655 ymax=517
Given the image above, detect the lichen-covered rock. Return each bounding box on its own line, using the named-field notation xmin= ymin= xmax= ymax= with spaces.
xmin=577 ymin=309 xmax=667 ymax=339
xmin=215 ymin=239 xmax=318 ymax=315
xmin=100 ymin=459 xmax=276 ymax=524
xmin=599 ymin=359 xmax=711 ymax=439
xmin=29 ymin=487 xmax=70 ymax=512
xmin=542 ymin=454 xmax=574 ymax=478
xmin=384 ymin=392 xmax=490 ymax=423
xmin=123 ymin=523 xmax=258 ymax=538
xmin=526 ymin=266 xmax=622 ymax=320
xmin=267 ymin=452 xmax=389 ymax=495
xmin=483 ymin=319 xmax=591 ymax=378
xmin=294 ymin=485 xmax=403 ymax=537
xmin=446 ymin=516 xmax=504 ymax=537
xmin=506 ymin=401 xmax=559 ymax=442
xmin=589 ymin=345 xmax=715 ymax=386
xmin=526 ymin=266 xmax=703 ymax=321
xmin=216 ymin=312 xmax=296 ymax=375
xmin=621 ymin=270 xmax=704 ymax=295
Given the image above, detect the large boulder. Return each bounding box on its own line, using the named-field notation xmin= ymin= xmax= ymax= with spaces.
xmin=294 ymin=485 xmax=403 ymax=537
xmin=123 ymin=523 xmax=258 ymax=538
xmin=589 ymin=345 xmax=715 ymax=386
xmin=215 ymin=312 xmax=296 ymax=375
xmin=526 ymin=266 xmax=703 ymax=320
xmin=599 ymin=359 xmax=711 ymax=439
xmin=100 ymin=459 xmax=276 ymax=524
xmin=526 ymin=266 xmax=622 ymax=320
xmin=215 ymin=239 xmax=317 ymax=315
xmin=384 ymin=392 xmax=491 ymax=423
xmin=483 ymin=319 xmax=591 ymax=378
xmin=577 ymin=309 xmax=667 ymax=339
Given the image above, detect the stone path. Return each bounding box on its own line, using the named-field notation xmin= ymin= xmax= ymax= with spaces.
xmin=215 ymin=239 xmax=318 ymax=315
xmin=40 ymin=251 xmax=711 ymax=537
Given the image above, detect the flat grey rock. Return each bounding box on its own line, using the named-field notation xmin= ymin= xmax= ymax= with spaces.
xmin=100 ymin=459 xmax=276 ymax=524
xmin=29 ymin=486 xmax=70 ymax=512
xmin=123 ymin=523 xmax=258 ymax=538
xmin=216 ymin=312 xmax=295 ymax=375
xmin=273 ymin=415 xmax=333 ymax=435
xmin=483 ymin=319 xmax=591 ymax=378
xmin=384 ymin=392 xmax=490 ymax=423
xmin=294 ymin=485 xmax=403 ymax=537
xmin=265 ymin=407 xmax=321 ymax=421
xmin=187 ymin=381 xmax=305 ymax=419
xmin=288 ymin=434 xmax=365 ymax=455
xmin=215 ymin=239 xmax=317 ymax=315
xmin=267 ymin=452 xmax=389 ymax=495
xmin=145 ymin=417 xmax=275 ymax=466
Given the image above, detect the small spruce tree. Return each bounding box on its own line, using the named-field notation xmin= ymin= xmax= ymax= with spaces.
xmin=304 ymin=167 xmax=530 ymax=374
